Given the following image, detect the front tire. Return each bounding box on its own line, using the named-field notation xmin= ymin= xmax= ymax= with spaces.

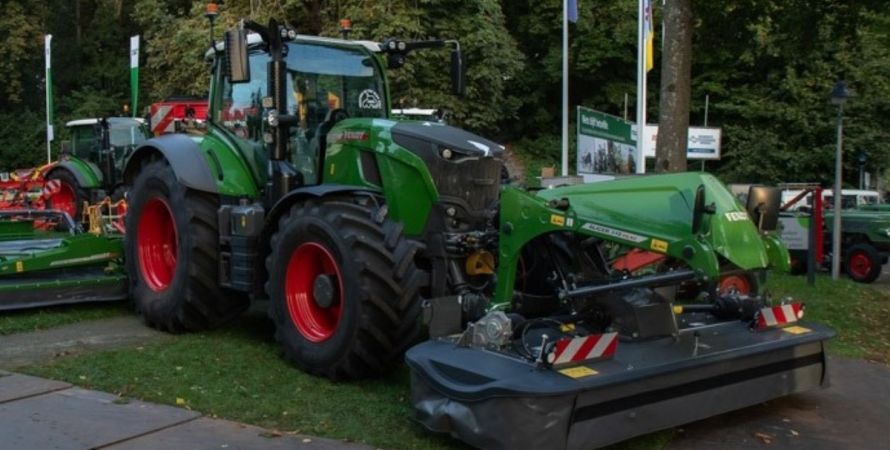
xmin=266 ymin=196 xmax=428 ymax=380
xmin=125 ymin=158 xmax=248 ymax=332
xmin=844 ymin=243 xmax=882 ymax=283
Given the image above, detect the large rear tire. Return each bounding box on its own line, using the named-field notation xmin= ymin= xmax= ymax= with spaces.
xmin=844 ymin=243 xmax=882 ymax=283
xmin=46 ymin=169 xmax=88 ymax=221
xmin=266 ymin=196 xmax=428 ymax=380
xmin=125 ymin=158 xmax=248 ymax=332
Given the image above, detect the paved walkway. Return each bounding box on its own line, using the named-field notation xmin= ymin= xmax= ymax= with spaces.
xmin=665 ymin=357 xmax=890 ymax=450
xmin=0 ymin=316 xmax=169 ymax=370
xmin=0 ymin=370 xmax=369 ymax=450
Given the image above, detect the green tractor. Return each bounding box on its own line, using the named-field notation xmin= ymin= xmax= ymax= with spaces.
xmin=45 ymin=117 xmax=149 ymax=220
xmin=122 ymin=20 xmax=832 ymax=448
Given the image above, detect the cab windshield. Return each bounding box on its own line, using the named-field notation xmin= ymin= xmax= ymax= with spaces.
xmin=218 ymin=42 xmax=386 ymax=184
xmin=107 ymin=118 xmax=148 ymax=147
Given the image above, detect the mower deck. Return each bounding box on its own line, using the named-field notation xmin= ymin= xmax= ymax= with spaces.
xmin=0 ymin=210 xmax=127 ymax=311
xmin=407 ymin=320 xmax=834 ymax=450
xmin=0 ymin=266 xmax=127 ymax=311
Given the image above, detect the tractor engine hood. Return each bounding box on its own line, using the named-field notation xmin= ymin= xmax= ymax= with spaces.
xmin=390 ymin=121 xmax=504 ymax=216
xmin=390 ymin=121 xmax=504 ymax=159
xmin=537 ymin=173 xmax=772 ymax=272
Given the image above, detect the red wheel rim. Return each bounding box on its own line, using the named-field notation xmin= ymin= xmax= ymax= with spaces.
xmin=285 ymin=242 xmax=344 ymax=342
xmin=137 ymin=197 xmax=178 ymax=292
xmin=848 ymin=251 xmax=872 ymax=280
xmin=51 ymin=182 xmax=77 ymax=218
xmin=718 ymin=275 xmax=752 ymax=295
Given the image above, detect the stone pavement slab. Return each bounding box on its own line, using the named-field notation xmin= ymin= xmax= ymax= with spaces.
xmin=0 ymin=370 xmax=69 ymax=403
xmin=0 ymin=387 xmax=199 ymax=450
xmin=105 ymin=417 xmax=373 ymax=450
xmin=665 ymin=357 xmax=890 ymax=450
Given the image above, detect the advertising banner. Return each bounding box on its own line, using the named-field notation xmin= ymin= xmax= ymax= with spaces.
xmin=576 ymin=107 xmax=637 ymax=175
xmin=641 ymin=125 xmax=722 ymax=160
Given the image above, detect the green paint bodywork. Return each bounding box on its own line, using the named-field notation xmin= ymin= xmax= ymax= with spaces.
xmin=825 ymin=209 xmax=890 ymax=251
xmin=0 ymin=232 xmax=122 ymax=276
xmin=196 ymin=130 xmax=263 ymax=198
xmin=59 ymin=157 xmax=102 ymax=188
xmin=0 ymin=219 xmax=125 ymax=295
xmin=493 ymin=173 xmax=783 ymax=306
xmin=324 ymin=118 xmax=439 ymax=235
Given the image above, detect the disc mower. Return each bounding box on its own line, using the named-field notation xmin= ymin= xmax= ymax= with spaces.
xmin=0 ymin=208 xmax=126 ymax=311
xmin=0 ymin=164 xmax=59 ymax=213
xmin=119 ymin=18 xmax=832 ymax=449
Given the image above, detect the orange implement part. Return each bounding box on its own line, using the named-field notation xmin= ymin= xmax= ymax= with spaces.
xmin=612 ymin=249 xmax=666 ymax=273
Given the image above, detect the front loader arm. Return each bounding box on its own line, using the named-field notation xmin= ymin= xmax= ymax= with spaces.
xmin=492 ymin=187 xmax=720 ymax=309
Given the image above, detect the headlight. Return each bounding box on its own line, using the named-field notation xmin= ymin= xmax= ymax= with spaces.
xmin=883 ymin=228 xmax=890 ymax=238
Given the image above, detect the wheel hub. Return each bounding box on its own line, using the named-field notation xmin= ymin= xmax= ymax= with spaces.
xmin=284 ymin=242 xmax=344 ymax=342
xmin=136 ymin=197 xmax=178 ymax=292
xmin=848 ymin=252 xmax=872 ymax=279
xmin=313 ymin=274 xmax=338 ymax=308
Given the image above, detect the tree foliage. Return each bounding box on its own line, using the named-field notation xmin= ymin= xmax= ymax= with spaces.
xmin=0 ymin=0 xmax=887 ymax=190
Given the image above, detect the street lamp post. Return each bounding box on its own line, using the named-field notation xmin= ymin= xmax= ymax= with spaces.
xmin=830 ymin=80 xmax=851 ymax=280
xmin=857 ymin=149 xmax=867 ymax=189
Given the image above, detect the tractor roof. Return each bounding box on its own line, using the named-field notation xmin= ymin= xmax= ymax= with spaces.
xmin=205 ymin=32 xmax=381 ymax=60
xmin=66 ymin=117 xmax=145 ymax=128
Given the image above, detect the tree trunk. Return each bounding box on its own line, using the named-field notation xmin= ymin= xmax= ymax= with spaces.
xmin=655 ymin=0 xmax=693 ymax=173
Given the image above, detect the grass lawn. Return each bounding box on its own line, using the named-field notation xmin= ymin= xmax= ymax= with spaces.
xmin=20 ymin=272 xmax=889 ymax=449
xmin=0 ymin=301 xmax=129 ymax=336
xmin=766 ymin=272 xmax=890 ymax=362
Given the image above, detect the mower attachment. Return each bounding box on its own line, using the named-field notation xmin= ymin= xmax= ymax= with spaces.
xmin=0 ymin=209 xmax=126 ymax=311
xmin=407 ymin=320 xmax=833 ymax=450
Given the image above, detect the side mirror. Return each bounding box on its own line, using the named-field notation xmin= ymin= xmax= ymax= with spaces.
xmin=746 ymin=186 xmax=781 ymax=232
xmin=224 ymin=28 xmax=250 ymax=83
xmin=450 ymin=48 xmax=465 ymax=97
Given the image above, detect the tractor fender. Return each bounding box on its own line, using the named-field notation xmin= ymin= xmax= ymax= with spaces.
xmin=123 ymin=134 xmax=218 ymax=193
xmin=265 ymin=184 xmax=378 ymax=231
xmin=47 ymin=159 xmax=102 ymax=188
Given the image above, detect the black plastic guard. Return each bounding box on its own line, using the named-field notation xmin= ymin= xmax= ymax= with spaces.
xmin=406 ymin=321 xmax=834 ymax=450
xmin=0 ymin=268 xmax=127 ymax=311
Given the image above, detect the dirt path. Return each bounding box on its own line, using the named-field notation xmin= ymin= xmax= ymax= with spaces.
xmin=0 ymin=316 xmax=169 ymax=370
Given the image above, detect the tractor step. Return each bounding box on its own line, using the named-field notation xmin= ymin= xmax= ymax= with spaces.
xmin=0 ymin=266 xmax=127 ymax=311
xmin=406 ymin=321 xmax=834 ymax=450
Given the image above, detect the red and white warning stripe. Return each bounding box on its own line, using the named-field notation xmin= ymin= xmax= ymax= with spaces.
xmin=756 ymin=303 xmax=804 ymax=329
xmin=548 ymin=332 xmax=618 ymax=366
xmin=42 ymin=179 xmax=61 ymax=197
xmin=151 ymin=104 xmax=175 ymax=135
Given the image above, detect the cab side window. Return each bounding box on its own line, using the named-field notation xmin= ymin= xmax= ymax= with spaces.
xmin=219 ymin=53 xmax=268 ymax=143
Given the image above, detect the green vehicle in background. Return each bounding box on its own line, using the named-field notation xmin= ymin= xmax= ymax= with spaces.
xmin=824 ymin=208 xmax=890 ymax=282
xmin=45 ymin=117 xmax=149 ymax=219
xmin=779 ymin=188 xmax=890 ymax=283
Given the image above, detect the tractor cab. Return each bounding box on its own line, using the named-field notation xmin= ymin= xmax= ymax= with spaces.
xmin=64 ymin=117 xmax=148 ymax=187
xmin=211 ymin=34 xmax=389 ymax=185
xmin=209 ymin=23 xmax=464 ymax=203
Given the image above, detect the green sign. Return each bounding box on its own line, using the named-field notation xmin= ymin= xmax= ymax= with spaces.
xmin=577 ymin=106 xmax=636 ymax=175
xmin=577 ymin=107 xmax=634 ymax=145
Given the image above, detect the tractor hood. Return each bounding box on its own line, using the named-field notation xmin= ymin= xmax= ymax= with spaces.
xmin=825 ymin=210 xmax=890 ymax=244
xmin=390 ymin=121 xmax=504 ymax=159
xmin=537 ymin=173 xmax=771 ymax=271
